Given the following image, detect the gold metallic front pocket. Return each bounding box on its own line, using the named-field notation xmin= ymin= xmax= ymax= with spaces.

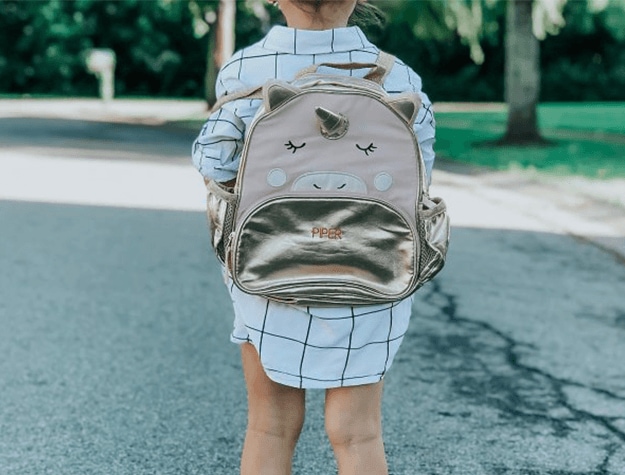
xmin=231 ymin=197 xmax=417 ymax=305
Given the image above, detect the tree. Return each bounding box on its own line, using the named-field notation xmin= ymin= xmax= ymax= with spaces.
xmin=188 ymin=0 xmax=220 ymax=106
xmin=378 ymin=0 xmax=599 ymax=145
xmin=503 ymin=0 xmax=545 ymax=143
xmin=189 ymin=0 xmax=272 ymax=107
xmin=439 ymin=0 xmax=625 ymax=143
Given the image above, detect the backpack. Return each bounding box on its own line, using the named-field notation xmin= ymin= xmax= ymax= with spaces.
xmin=205 ymin=53 xmax=450 ymax=306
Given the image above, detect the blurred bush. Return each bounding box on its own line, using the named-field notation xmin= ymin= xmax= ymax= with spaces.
xmin=540 ymin=0 xmax=625 ymax=101
xmin=0 ymin=0 xmax=623 ymax=101
xmin=0 ymin=0 xmax=267 ymax=98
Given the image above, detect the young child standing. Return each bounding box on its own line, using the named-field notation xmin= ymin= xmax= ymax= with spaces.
xmin=192 ymin=1 xmax=436 ymax=474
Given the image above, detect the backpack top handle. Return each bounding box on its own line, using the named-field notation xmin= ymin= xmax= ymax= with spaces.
xmin=294 ymin=51 xmax=395 ymax=84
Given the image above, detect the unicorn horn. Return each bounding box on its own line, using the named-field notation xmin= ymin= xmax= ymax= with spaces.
xmin=315 ymin=106 xmax=349 ymax=140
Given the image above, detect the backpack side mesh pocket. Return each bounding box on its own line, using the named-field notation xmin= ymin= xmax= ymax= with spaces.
xmin=415 ymin=196 xmax=450 ymax=288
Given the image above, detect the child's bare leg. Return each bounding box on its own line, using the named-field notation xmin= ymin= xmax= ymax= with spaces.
xmin=240 ymin=342 xmax=305 ymax=475
xmin=325 ymin=381 xmax=388 ymax=475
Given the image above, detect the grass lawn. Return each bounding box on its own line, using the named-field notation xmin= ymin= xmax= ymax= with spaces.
xmin=435 ymin=103 xmax=625 ymax=179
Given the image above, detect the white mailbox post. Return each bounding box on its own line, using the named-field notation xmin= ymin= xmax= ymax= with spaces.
xmin=85 ymin=49 xmax=116 ymax=102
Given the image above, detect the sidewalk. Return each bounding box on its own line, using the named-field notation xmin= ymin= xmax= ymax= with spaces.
xmin=431 ymin=165 xmax=625 ymax=262
xmin=2 ymin=97 xmax=624 ymax=261
xmin=0 ymin=97 xmax=209 ymax=124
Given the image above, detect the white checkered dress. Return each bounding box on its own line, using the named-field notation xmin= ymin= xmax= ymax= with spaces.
xmin=193 ymin=26 xmax=436 ymax=389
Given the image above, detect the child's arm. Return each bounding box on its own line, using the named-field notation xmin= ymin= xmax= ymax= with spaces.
xmin=406 ymin=71 xmax=436 ymax=185
xmin=192 ymin=99 xmax=261 ymax=184
xmin=413 ymin=94 xmax=436 ymax=185
xmin=384 ymin=61 xmax=436 ymax=184
xmin=192 ymin=68 xmax=262 ymax=184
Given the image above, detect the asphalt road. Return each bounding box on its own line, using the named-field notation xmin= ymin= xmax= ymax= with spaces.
xmin=1 ymin=115 xmax=625 ymax=474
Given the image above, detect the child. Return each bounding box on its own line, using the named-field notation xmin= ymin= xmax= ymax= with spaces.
xmin=192 ymin=1 xmax=436 ymax=474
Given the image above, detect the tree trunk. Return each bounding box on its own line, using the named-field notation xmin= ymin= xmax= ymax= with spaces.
xmin=502 ymin=0 xmax=545 ymax=144
xmin=205 ymin=23 xmax=217 ymax=108
xmin=214 ymin=0 xmax=236 ymax=67
xmin=204 ymin=0 xmax=236 ymax=109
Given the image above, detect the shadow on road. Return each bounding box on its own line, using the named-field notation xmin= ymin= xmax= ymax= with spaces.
xmin=0 ymin=117 xmax=198 ymax=162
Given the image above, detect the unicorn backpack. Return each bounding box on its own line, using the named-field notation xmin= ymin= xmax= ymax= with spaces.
xmin=205 ymin=53 xmax=450 ymax=306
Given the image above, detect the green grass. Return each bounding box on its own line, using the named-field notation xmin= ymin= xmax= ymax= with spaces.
xmin=436 ymin=103 xmax=625 ymax=179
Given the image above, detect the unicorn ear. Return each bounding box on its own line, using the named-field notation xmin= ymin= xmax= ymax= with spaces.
xmin=387 ymin=93 xmax=422 ymax=125
xmin=265 ymin=82 xmax=300 ymax=111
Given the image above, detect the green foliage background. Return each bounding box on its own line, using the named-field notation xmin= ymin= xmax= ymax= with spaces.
xmin=0 ymin=0 xmax=623 ymax=102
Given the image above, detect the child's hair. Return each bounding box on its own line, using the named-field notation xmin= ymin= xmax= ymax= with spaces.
xmin=348 ymin=0 xmax=385 ymax=28
xmin=292 ymin=0 xmax=385 ymax=28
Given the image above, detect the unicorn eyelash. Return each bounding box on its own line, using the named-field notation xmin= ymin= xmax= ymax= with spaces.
xmin=356 ymin=143 xmax=377 ymax=156
xmin=285 ymin=140 xmax=306 ymax=153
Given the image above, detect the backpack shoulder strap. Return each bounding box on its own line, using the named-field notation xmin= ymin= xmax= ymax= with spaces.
xmin=210 ymin=86 xmax=263 ymax=113
xmin=374 ymin=51 xmax=395 ymax=84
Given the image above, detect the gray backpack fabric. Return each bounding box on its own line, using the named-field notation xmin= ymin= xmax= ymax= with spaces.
xmin=206 ymin=54 xmax=450 ymax=306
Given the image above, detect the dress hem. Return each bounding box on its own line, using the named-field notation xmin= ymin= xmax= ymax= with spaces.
xmin=231 ymin=335 xmax=386 ymax=389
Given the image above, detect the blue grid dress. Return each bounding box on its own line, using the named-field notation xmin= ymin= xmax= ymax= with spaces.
xmin=192 ymin=25 xmax=436 ymax=389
